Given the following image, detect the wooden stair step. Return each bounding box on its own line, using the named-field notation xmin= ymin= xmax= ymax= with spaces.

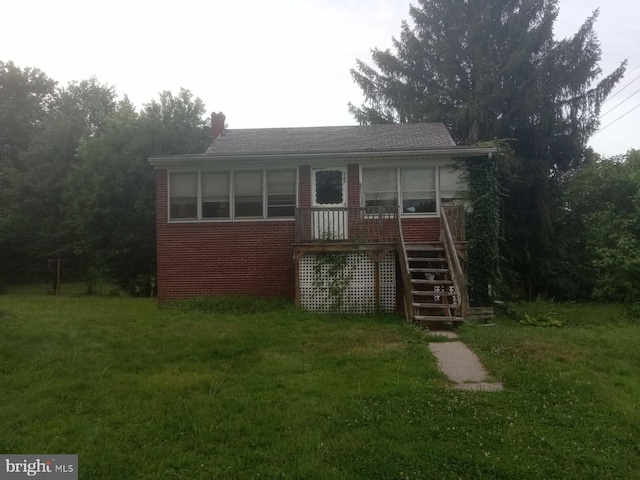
xmin=407 ymin=257 xmax=447 ymax=262
xmin=405 ymin=244 xmax=444 ymax=251
xmin=409 ymin=268 xmax=450 ymax=273
xmin=413 ymin=303 xmax=460 ymax=309
xmin=412 ymin=290 xmax=457 ymax=297
xmin=410 ymin=279 xmax=454 ymax=285
xmin=414 ymin=315 xmax=465 ymax=322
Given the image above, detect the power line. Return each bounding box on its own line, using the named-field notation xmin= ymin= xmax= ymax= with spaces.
xmin=600 ymin=86 xmax=640 ymax=118
xmin=597 ymin=102 xmax=640 ymax=133
xmin=603 ymin=65 xmax=640 ymax=105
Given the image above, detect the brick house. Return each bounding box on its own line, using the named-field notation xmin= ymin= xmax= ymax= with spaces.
xmin=149 ymin=115 xmax=495 ymax=325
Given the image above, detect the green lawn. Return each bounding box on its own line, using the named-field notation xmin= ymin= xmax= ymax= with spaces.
xmin=0 ymin=294 xmax=638 ymax=479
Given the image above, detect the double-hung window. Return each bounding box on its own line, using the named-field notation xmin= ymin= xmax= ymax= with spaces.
xmin=202 ymin=172 xmax=230 ymax=219
xmin=439 ymin=166 xmax=464 ymax=204
xmin=169 ymin=172 xmax=198 ymax=220
xmin=267 ymin=170 xmax=296 ymax=217
xmin=363 ymin=168 xmax=398 ymax=208
xmin=234 ymin=171 xmax=263 ymax=218
xmin=401 ymin=167 xmax=436 ymax=213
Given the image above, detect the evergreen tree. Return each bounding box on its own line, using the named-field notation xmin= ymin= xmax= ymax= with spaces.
xmin=350 ymin=0 xmax=626 ymax=298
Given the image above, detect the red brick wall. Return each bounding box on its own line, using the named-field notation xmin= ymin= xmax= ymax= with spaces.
xmin=155 ymin=169 xmax=295 ymax=301
xmin=347 ymin=164 xmax=359 ymax=207
xmin=155 ymin=166 xmax=440 ymax=301
xmin=299 ymin=166 xmax=311 ymax=207
xmin=401 ymin=217 xmax=441 ymax=242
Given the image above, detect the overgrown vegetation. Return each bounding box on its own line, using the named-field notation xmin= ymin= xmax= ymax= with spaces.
xmin=349 ymin=0 xmax=629 ymax=301
xmin=464 ymin=146 xmax=501 ymax=306
xmin=1 ymin=294 xmax=639 ymax=478
xmin=1 ymin=1 xmax=638 ymax=304
xmin=0 ymin=61 xmax=210 ymax=295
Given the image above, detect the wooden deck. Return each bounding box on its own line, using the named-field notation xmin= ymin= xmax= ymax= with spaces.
xmin=293 ymin=205 xmax=476 ymax=325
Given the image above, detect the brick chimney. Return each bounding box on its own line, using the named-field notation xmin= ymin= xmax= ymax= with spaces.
xmin=211 ymin=111 xmax=226 ymax=140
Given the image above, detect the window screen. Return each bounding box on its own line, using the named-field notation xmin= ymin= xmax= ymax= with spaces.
xmin=267 ymin=170 xmax=296 ymax=217
xmin=401 ymin=168 xmax=436 ymax=213
xmin=314 ymin=170 xmax=344 ymax=205
xmin=439 ymin=166 xmax=465 ymax=203
xmin=234 ymin=171 xmax=263 ymax=218
xmin=202 ymin=172 xmax=230 ymax=219
xmin=169 ymin=172 xmax=198 ymax=220
xmin=363 ymin=168 xmax=397 ymax=208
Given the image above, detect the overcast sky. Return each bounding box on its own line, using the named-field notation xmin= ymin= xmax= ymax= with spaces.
xmin=3 ymin=0 xmax=638 ymax=156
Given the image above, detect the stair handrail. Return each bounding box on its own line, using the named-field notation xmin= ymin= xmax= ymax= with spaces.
xmin=440 ymin=206 xmax=468 ymax=319
xmin=395 ymin=208 xmax=413 ymax=322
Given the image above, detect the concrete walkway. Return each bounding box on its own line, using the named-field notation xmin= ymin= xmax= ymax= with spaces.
xmin=427 ymin=332 xmax=503 ymax=392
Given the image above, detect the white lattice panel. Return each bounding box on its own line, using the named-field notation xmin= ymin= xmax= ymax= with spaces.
xmin=299 ymin=252 xmax=396 ymax=314
xmin=379 ymin=252 xmax=396 ymax=312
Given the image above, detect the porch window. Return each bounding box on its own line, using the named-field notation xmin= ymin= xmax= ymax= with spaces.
xmin=402 ymin=167 xmax=436 ymax=213
xmin=362 ymin=166 xmax=460 ymax=215
xmin=234 ymin=171 xmax=263 ymax=218
xmin=202 ymin=172 xmax=230 ymax=219
xmin=439 ymin=166 xmax=465 ymax=204
xmin=363 ymin=168 xmax=397 ymax=208
xmin=169 ymin=172 xmax=198 ymax=220
xmin=267 ymin=170 xmax=296 ymax=217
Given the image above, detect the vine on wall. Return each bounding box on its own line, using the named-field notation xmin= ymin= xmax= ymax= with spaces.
xmin=463 ymin=142 xmax=504 ymax=306
xmin=312 ymin=252 xmax=355 ymax=312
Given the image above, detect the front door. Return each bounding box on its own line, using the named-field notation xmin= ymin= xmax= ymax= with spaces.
xmin=312 ymin=167 xmax=347 ymax=240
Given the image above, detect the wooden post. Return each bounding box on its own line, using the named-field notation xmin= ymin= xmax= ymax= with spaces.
xmin=55 ymin=257 xmax=61 ymax=297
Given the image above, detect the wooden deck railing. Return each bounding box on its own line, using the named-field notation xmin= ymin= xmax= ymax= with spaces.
xmin=295 ymin=207 xmax=397 ymax=243
xmin=440 ymin=206 xmax=468 ymax=318
xmin=395 ymin=209 xmax=414 ymax=322
xmin=441 ymin=204 xmax=466 ymax=241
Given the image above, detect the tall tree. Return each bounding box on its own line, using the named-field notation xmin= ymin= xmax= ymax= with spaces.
xmin=350 ymin=0 xmax=626 ymax=298
xmin=0 ymin=61 xmax=57 ymax=280
xmin=65 ymin=89 xmax=211 ymax=295
xmin=15 ymin=78 xmax=118 ymax=261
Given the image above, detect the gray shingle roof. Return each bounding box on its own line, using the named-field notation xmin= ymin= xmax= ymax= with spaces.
xmin=203 ymin=123 xmax=455 ymax=155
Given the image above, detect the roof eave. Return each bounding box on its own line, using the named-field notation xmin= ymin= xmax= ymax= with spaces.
xmin=148 ymin=146 xmax=497 ymax=168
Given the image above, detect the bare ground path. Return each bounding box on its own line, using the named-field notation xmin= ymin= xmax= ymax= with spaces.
xmin=427 ymin=331 xmax=503 ymax=392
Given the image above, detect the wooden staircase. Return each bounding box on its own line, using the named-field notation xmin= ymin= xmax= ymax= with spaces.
xmin=405 ymin=242 xmax=464 ymax=326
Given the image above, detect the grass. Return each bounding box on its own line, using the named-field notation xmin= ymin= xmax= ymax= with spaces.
xmin=0 ymin=294 xmax=639 ymax=479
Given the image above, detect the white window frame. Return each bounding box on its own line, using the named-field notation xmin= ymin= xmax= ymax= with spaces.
xmin=361 ymin=165 xmax=465 ymax=217
xmin=168 ymin=171 xmax=199 ymax=221
xmin=167 ymin=168 xmax=298 ymax=222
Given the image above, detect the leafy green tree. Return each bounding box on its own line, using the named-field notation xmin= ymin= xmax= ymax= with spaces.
xmin=350 ymin=0 xmax=626 ymax=299
xmin=0 ymin=61 xmax=57 ymax=280
xmin=65 ymin=90 xmax=211 ymax=295
xmin=566 ymin=150 xmax=640 ymax=302
xmin=14 ymin=79 xmax=118 ymax=262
